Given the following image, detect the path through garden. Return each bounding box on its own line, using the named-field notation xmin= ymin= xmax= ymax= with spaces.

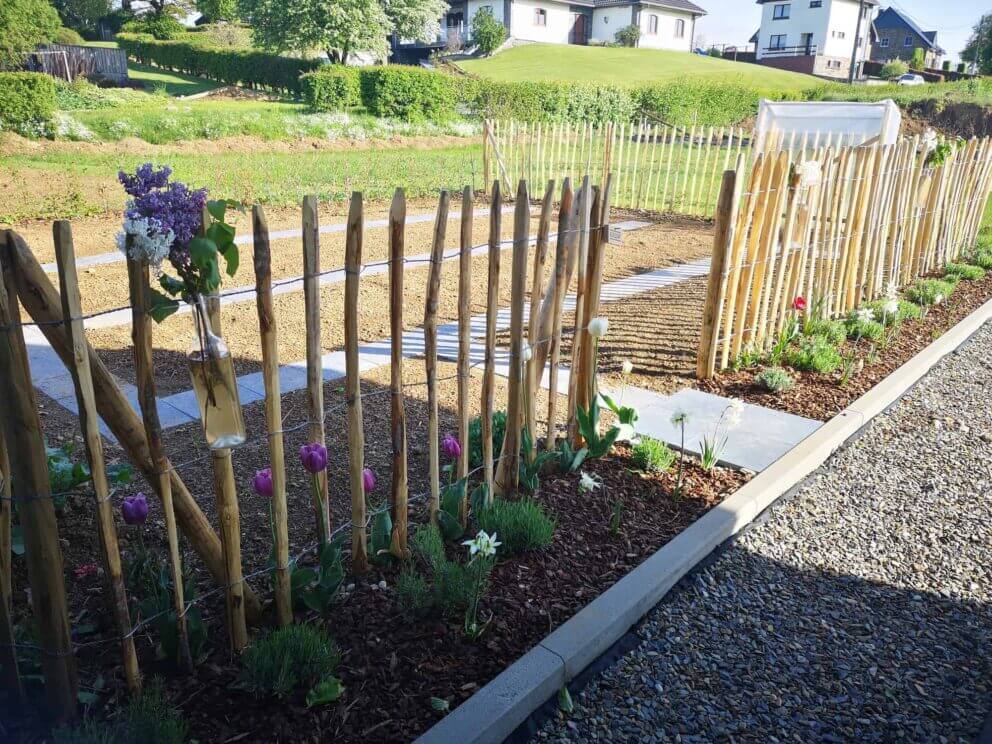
xmin=534 ymin=320 xmax=992 ymax=741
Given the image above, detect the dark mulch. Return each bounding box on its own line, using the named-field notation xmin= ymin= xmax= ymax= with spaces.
xmin=2 ymin=422 xmax=747 ymax=742
xmin=698 ymin=272 xmax=992 ymax=421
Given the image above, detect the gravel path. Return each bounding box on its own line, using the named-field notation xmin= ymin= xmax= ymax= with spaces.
xmin=535 ymin=322 xmax=992 ymax=743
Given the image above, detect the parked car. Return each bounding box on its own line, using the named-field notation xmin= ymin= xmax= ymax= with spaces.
xmin=896 ymin=73 xmax=926 ymax=86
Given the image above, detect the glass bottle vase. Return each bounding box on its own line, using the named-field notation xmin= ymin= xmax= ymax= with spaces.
xmin=187 ymin=295 xmax=246 ymax=449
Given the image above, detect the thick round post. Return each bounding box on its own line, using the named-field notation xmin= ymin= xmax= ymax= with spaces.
xmin=526 ymin=181 xmax=555 ymax=457
xmin=0 ymin=235 xmax=77 ymax=721
xmin=55 ymin=223 xmax=140 ymax=694
xmin=344 ymin=193 xmax=368 ymax=572
xmin=481 ymin=182 xmax=502 ymax=504
xmin=545 ymin=180 xmax=573 ymax=452
xmin=424 ymin=191 xmax=449 ymax=522
xmin=125 ymin=256 xmax=195 ymax=669
xmin=388 ymin=189 xmax=410 ymax=559
xmin=457 ymin=187 xmax=473 ymax=492
xmin=566 ymin=178 xmax=592 ymax=445
xmin=251 ymin=206 xmax=292 ymax=627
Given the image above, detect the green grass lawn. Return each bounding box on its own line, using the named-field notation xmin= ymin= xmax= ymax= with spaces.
xmin=1 ymin=145 xmax=482 ymax=222
xmin=85 ymin=40 xmax=223 ymax=96
xmin=457 ymin=44 xmax=818 ymax=91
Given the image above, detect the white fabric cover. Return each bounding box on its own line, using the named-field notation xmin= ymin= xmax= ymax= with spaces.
xmin=754 ymin=99 xmax=902 ymax=153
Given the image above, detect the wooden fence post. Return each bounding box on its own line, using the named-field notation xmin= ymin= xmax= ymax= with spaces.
xmin=495 ymin=181 xmax=530 ymax=496
xmin=483 ymin=120 xmax=491 ymax=197
xmin=302 ymin=196 xmax=330 ymax=545
xmin=425 ymin=191 xmax=449 ymax=522
xmin=55 ymin=223 xmax=141 ymax=694
xmin=125 ymin=257 xmax=195 ymax=669
xmin=251 ymin=206 xmax=292 ymax=627
xmin=481 ymin=182 xmax=501 ymax=505
xmin=697 ymin=168 xmax=742 ymax=378
xmin=0 ymin=235 xmax=77 ymax=721
xmin=575 ymin=186 xmax=602 ymax=414
xmin=545 ymin=179 xmax=573 ymax=452
xmin=388 ymin=189 xmax=410 ymax=560
xmin=580 ymin=176 xmax=612 ymax=409
xmin=344 ymin=192 xmax=369 ymax=573
xmin=456 ymin=186 xmax=473 ymax=494
xmin=0 ymin=424 xmax=22 ymax=702
xmin=566 ymin=178 xmax=592 ymax=444
xmin=526 ymin=181 xmax=555 ymax=458
xmin=4 ymin=233 xmax=261 ymax=620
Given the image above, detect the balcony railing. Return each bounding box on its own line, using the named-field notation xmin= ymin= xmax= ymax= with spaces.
xmin=762 ymin=43 xmax=818 ymax=57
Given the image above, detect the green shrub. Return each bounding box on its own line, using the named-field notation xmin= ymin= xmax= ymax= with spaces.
xmin=461 ymin=78 xmax=636 ymax=123
xmin=469 ymin=410 xmax=506 ymax=468
xmin=241 ymin=625 xmax=341 ymax=699
xmin=906 ymin=277 xmax=955 ymax=306
xmin=0 ymin=72 xmax=56 ymax=136
xmin=471 ymin=6 xmax=506 ymax=56
xmin=755 ymin=366 xmax=794 ymax=393
xmin=615 ymin=24 xmax=640 ymax=47
xmin=403 ymin=523 xmax=474 ymax=616
xmin=802 ymin=317 xmax=847 ymax=344
xmin=124 ymin=678 xmax=188 ymax=744
xmin=122 ymin=15 xmax=185 ymax=40
xmin=360 ymin=66 xmax=457 ymax=121
xmin=844 ymin=312 xmax=885 ymax=341
xmin=880 ymin=60 xmax=909 ymax=79
xmin=634 ymin=80 xmax=802 ymax=128
xmin=945 ymin=261 xmax=985 ymax=280
xmin=0 ymin=0 xmax=62 ymax=67
xmin=784 ymin=336 xmax=842 ymax=374
xmin=53 ymin=26 xmax=85 ymax=45
xmin=116 ymin=33 xmax=321 ymax=94
xmin=866 ymin=298 xmax=920 ymax=324
xmin=631 ymin=435 xmax=675 ymax=472
xmin=395 ymin=567 xmax=433 ymax=617
xmin=971 ymin=249 xmax=992 ymax=270
xmin=476 ymin=499 xmax=555 ymax=555
xmin=300 ymin=66 xmax=361 ymax=111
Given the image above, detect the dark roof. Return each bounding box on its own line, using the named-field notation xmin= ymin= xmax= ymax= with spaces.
xmin=756 ymin=0 xmax=878 ymax=3
xmin=873 ymin=6 xmax=942 ymax=53
xmin=593 ymin=0 xmax=706 ymax=13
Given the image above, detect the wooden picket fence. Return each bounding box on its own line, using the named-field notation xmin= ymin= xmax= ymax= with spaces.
xmin=0 ymin=176 xmax=612 ymax=719
xmin=484 ymin=118 xmax=889 ymax=220
xmin=695 ymin=135 xmax=992 ymax=377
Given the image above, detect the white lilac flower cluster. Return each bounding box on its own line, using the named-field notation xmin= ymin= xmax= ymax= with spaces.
xmin=116 ymin=215 xmax=175 ymax=268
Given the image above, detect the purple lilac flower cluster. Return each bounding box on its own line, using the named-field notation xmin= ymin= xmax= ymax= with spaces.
xmin=119 ymin=163 xmax=207 ymax=267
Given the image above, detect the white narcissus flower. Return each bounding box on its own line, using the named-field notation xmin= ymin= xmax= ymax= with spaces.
xmin=578 ymin=471 xmax=601 ymax=494
xmin=725 ymin=398 xmax=745 ymax=430
xmin=882 ymin=298 xmax=900 ymax=318
xmin=462 ymin=530 xmax=501 ymax=558
xmin=588 ymin=317 xmax=609 ymax=338
xmin=934 ymin=293 xmax=944 ymax=305
xmin=854 ymin=307 xmax=875 ymax=324
xmin=798 ymin=160 xmax=822 ymax=189
xmin=884 ymin=281 xmax=899 ymax=302
xmin=922 ymin=128 xmax=939 ymax=153
xmin=521 ymin=344 xmax=533 ymax=362
xmin=621 ymin=359 xmax=634 ymax=376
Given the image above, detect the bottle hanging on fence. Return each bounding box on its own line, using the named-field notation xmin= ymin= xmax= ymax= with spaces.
xmin=187 ymin=294 xmax=247 ymax=449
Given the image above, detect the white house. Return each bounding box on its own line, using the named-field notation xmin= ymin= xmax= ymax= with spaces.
xmin=392 ymin=0 xmax=706 ymax=62
xmin=751 ymin=0 xmax=876 ymax=80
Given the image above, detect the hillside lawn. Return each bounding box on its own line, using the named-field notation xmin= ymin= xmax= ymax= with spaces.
xmin=457 ymin=43 xmax=819 ymax=90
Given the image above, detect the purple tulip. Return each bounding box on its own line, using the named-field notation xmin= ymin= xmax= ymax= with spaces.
xmin=362 ymin=467 xmax=376 ymax=494
xmin=121 ymin=493 xmax=149 ymax=525
xmin=299 ymin=442 xmax=328 ymax=474
xmin=253 ymin=468 xmax=274 ymax=498
xmin=442 ymin=435 xmax=461 ymax=461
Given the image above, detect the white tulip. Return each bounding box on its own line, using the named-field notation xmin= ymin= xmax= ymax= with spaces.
xmin=588 ymin=317 xmax=609 ymax=339
xmin=621 ymin=359 xmax=634 ymax=376
xmin=521 ymin=344 xmax=533 ymax=362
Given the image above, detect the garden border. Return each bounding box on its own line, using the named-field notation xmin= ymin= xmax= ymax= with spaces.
xmin=415 ymin=296 xmax=992 ymax=744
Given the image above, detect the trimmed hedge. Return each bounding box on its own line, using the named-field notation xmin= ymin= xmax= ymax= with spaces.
xmin=460 ymin=78 xmax=637 ymax=123
xmin=359 ymin=66 xmax=458 ymax=121
xmin=116 ymin=33 xmax=321 ymax=95
xmin=300 ymin=66 xmax=361 ymax=111
xmin=0 ymin=72 xmax=57 ymax=135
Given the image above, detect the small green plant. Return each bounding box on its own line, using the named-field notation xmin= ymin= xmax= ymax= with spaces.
xmin=468 ymin=410 xmax=506 ymax=469
xmin=437 ymin=477 xmax=468 ymax=541
xmin=945 ymin=262 xmax=985 ymax=280
xmin=294 ymin=534 xmax=346 ymax=612
xmin=395 ymin=567 xmax=434 ymax=617
xmin=631 ymin=436 xmax=675 ymax=472
xmin=670 ymin=410 xmax=689 ymax=499
xmin=461 ymin=530 xmax=500 ymax=639
xmin=971 ymin=249 xmax=992 ymax=270
xmin=399 ymin=523 xmax=474 ymax=617
xmin=698 ymin=399 xmax=743 ymax=471
xmin=880 ymin=59 xmax=909 ymax=79
xmin=732 ymin=341 xmax=764 ymax=370
xmin=802 ymin=317 xmax=847 ymax=344
xmin=52 ymin=679 xmax=186 ymax=744
xmin=476 ymin=498 xmax=555 ymax=555
xmin=844 ymin=308 xmax=885 ymax=342
xmin=615 ymin=24 xmax=641 ymax=47
xmin=241 ymin=625 xmax=342 ymax=702
xmin=575 ymin=397 xmax=621 ymax=458
xmin=906 ymin=277 xmax=955 ymax=306
xmin=600 ymin=392 xmax=639 ymax=442
xmin=755 ymin=366 xmax=794 ymax=393
xmin=609 ymin=500 xmax=624 ymax=536
xmin=866 ymin=297 xmax=920 ymax=324
xmin=784 ymin=335 xmax=842 ymax=374
xmin=555 ymin=439 xmax=588 ymax=474
xmin=518 ymin=428 xmax=556 ymax=492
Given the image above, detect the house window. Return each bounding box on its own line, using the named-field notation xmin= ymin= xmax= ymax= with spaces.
xmin=879 ymin=37 xmax=890 ymax=47
xmin=769 ymin=33 xmax=787 ymax=49
xmin=904 ymin=35 xmax=914 ymax=47
xmin=832 ymin=30 xmax=845 ymax=39
xmin=773 ymin=4 xmax=790 ymax=19
xmin=534 ymin=8 xmax=547 ymax=26
xmin=674 ymin=18 xmax=685 ymax=38
xmin=809 ymin=0 xmax=821 ymax=6
xmin=648 ymin=14 xmax=658 ymax=34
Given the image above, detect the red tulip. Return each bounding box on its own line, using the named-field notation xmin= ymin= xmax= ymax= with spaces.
xmin=792 ymin=296 xmax=807 ymax=311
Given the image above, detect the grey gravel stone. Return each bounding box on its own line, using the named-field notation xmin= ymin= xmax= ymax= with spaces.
xmin=534 ymin=322 xmax=992 ymax=743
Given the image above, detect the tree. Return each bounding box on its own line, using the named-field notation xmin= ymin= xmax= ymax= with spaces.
xmin=614 ymin=23 xmax=640 ymax=48
xmin=470 ymin=6 xmax=505 ymax=56
xmin=196 ymin=0 xmax=238 ymax=22
xmin=52 ymin=0 xmax=111 ymax=32
xmin=880 ymin=59 xmax=908 ymax=79
xmin=239 ymin=0 xmax=390 ymax=63
xmin=383 ymin=0 xmax=447 ymax=44
xmin=910 ymin=46 xmax=925 ymax=70
xmin=962 ymin=12 xmax=992 ymax=74
xmin=0 ymin=0 xmax=61 ymax=67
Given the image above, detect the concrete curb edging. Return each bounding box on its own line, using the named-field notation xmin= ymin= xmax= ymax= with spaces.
xmin=414 ymin=297 xmax=992 ymax=744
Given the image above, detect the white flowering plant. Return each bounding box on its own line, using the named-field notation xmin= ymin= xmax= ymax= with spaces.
xmin=578 ymin=471 xmax=602 ymax=494
xmin=462 ymin=530 xmax=500 ymax=639
xmin=698 ymin=398 xmax=744 ymax=471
